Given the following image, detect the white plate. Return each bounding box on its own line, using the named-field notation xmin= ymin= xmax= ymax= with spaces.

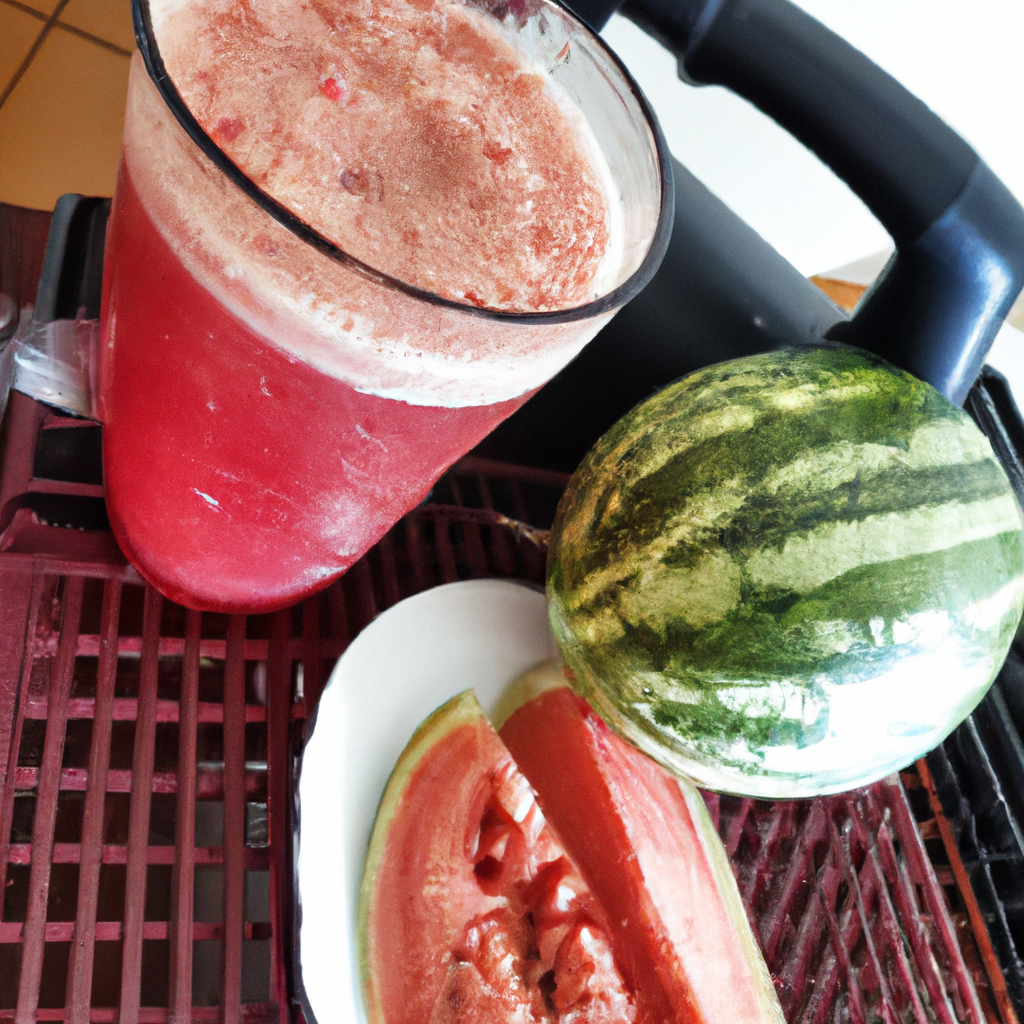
xmin=296 ymin=578 xmax=559 ymax=1024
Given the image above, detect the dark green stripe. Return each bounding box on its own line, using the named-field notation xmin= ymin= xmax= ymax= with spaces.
xmin=716 ymin=461 xmax=1011 ymax=558
xmin=558 ymin=351 xmax=967 ymax=584
xmin=603 ymin=532 xmax=1024 ymax=681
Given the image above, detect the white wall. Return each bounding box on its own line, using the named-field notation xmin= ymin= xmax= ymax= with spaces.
xmin=602 ymin=1 xmax=1024 ymax=278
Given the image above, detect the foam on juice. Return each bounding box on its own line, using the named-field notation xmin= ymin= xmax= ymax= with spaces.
xmin=131 ymin=0 xmax=628 ymax=407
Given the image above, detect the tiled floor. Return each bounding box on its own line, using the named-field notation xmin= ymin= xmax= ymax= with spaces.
xmin=0 ymin=0 xmax=131 ymax=212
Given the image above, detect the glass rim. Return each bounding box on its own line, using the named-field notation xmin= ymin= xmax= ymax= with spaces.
xmin=131 ymin=0 xmax=675 ymax=325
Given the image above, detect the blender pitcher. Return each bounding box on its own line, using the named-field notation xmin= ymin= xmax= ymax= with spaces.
xmin=98 ymin=0 xmax=673 ymax=614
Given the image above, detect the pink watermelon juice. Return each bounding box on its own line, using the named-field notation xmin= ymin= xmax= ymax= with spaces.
xmin=100 ymin=0 xmax=661 ymax=612
xmin=101 ymin=166 xmax=533 ymax=612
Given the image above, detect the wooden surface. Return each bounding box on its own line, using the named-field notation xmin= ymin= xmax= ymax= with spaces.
xmin=810 ymin=274 xmax=868 ymax=313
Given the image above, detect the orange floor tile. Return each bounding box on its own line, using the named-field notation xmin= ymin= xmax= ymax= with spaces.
xmin=0 ymin=0 xmax=131 ymax=211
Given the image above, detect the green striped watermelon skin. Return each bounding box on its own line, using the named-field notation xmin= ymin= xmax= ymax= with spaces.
xmin=547 ymin=346 xmax=1024 ymax=798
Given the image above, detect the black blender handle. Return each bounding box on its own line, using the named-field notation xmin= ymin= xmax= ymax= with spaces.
xmin=476 ymin=155 xmax=847 ymax=472
xmin=603 ymin=0 xmax=1024 ymax=405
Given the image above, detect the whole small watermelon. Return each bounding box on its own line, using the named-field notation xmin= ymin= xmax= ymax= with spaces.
xmin=547 ymin=346 xmax=1024 ymax=798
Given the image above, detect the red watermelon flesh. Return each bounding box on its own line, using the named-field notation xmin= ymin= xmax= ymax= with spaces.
xmin=358 ymin=691 xmax=649 ymax=1024
xmin=359 ymin=686 xmax=782 ymax=1024
xmin=499 ymin=684 xmax=782 ymax=1024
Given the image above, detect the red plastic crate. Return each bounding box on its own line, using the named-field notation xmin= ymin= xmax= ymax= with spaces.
xmin=0 ymin=390 xmax=1010 ymax=1022
xmin=0 ymin=202 xmax=1015 ymax=1024
xmin=0 ymin=385 xmax=564 ymax=1020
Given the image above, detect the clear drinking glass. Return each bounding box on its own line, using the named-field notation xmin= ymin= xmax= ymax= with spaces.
xmin=99 ymin=0 xmax=672 ymax=613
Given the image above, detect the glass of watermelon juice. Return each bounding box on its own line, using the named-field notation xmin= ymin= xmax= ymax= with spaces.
xmin=98 ymin=0 xmax=671 ymax=614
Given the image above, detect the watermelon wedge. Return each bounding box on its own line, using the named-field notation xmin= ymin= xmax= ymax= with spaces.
xmin=499 ymin=668 xmax=782 ymax=1024
xmin=358 ymin=680 xmax=783 ymax=1024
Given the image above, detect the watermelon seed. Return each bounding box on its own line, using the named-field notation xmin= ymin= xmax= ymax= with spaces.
xmin=538 ymin=969 xmax=557 ymax=1012
xmin=473 ymin=856 xmax=502 ymax=883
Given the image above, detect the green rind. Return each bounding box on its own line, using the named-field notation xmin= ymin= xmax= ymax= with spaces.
xmin=355 ymin=690 xmax=485 ymax=1024
xmin=547 ymin=347 xmax=1024 ymax=798
xmin=490 ymin=657 xmax=569 ymax=729
xmin=675 ymin=777 xmax=782 ymax=1024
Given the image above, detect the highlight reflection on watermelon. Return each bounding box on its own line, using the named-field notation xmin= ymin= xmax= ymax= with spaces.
xmin=547 ymin=346 xmax=1024 ymax=799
